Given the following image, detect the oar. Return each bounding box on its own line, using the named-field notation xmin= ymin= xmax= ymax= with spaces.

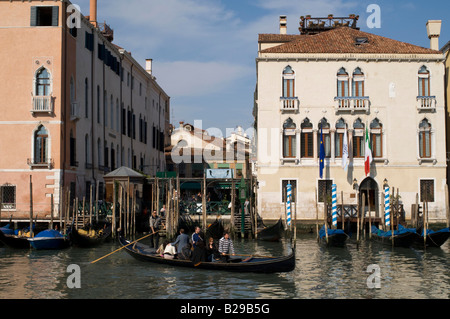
xmin=90 ymin=231 xmax=159 ymax=264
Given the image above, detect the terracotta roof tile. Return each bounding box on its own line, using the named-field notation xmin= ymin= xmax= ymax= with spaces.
xmin=260 ymin=27 xmax=441 ymax=54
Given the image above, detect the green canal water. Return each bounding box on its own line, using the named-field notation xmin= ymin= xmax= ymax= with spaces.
xmin=0 ymin=233 xmax=448 ymax=299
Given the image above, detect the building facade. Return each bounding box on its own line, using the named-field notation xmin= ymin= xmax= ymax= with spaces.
xmin=254 ymin=16 xmax=447 ymax=223
xmin=0 ymin=0 xmax=169 ymax=221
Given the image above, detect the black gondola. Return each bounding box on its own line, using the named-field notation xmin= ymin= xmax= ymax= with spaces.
xmin=0 ymin=228 xmax=30 ymax=249
xmin=319 ymin=226 xmax=349 ymax=247
xmin=205 ymin=218 xmax=224 ymax=240
xmin=70 ymin=223 xmax=112 ymax=248
xmin=370 ymin=225 xmax=417 ymax=247
xmin=256 ymin=218 xmax=284 ymax=242
xmin=118 ymin=236 xmax=295 ymax=273
xmin=413 ymin=226 xmax=450 ymax=248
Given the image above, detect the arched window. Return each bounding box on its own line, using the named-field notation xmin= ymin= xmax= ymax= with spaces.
xmin=419 ymin=119 xmax=431 ymax=158
xmin=418 ymin=66 xmax=430 ymax=97
xmin=335 ymin=118 xmax=347 ymax=158
xmin=282 ymin=66 xmax=295 ymax=98
xmin=283 ymin=118 xmax=296 ymax=158
xmin=301 ymin=118 xmax=313 ymax=158
xmin=337 ymin=68 xmax=349 ymax=97
xmin=370 ymin=118 xmax=383 ymax=158
xmin=317 ymin=118 xmax=331 ymax=158
xmin=36 ymin=68 xmax=51 ymax=96
xmin=353 ymin=118 xmax=365 ymax=158
xmin=34 ymin=125 xmax=48 ymax=164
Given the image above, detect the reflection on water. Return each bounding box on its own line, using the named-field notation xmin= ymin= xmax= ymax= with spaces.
xmin=0 ymin=233 xmax=449 ymax=299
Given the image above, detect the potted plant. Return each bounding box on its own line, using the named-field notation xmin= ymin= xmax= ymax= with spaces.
xmin=349 ymin=13 xmax=356 ymax=19
xmin=305 ymin=15 xmax=311 ymax=20
xmin=328 ymin=14 xmax=334 ymax=19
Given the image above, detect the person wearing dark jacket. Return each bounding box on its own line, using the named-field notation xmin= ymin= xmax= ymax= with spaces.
xmin=171 ymin=228 xmax=190 ymax=258
xmin=206 ymin=237 xmax=220 ymax=262
xmin=149 ymin=210 xmax=161 ymax=248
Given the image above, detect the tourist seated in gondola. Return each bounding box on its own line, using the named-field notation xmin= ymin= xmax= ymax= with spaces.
xmin=171 ymin=228 xmax=190 ymax=259
xmin=163 ymin=243 xmax=177 ymax=260
xmin=218 ymin=232 xmax=235 ymax=262
xmin=206 ymin=237 xmax=220 ymax=262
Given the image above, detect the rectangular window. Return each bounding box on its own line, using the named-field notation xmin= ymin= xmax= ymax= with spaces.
xmin=337 ymin=80 xmax=349 ymax=97
xmin=420 ymin=179 xmax=434 ymax=202
xmin=85 ymin=32 xmax=94 ymax=51
xmin=283 ymin=79 xmax=295 ymax=97
xmin=301 ymin=132 xmax=313 ymax=158
xmin=1 ymin=185 xmax=16 ymax=210
xmin=371 ymin=133 xmax=382 ymax=158
xmin=283 ymin=135 xmax=296 ymax=158
xmin=419 ymin=131 xmax=431 ymax=158
xmin=281 ymin=180 xmax=296 ymax=203
xmin=353 ymin=136 xmax=364 ymax=158
xmin=419 ymin=78 xmax=430 ymax=97
xmin=317 ymin=133 xmax=331 ymax=158
xmin=31 ymin=6 xmax=59 ymax=27
xmin=318 ymin=180 xmax=332 ymax=203
xmin=335 ymin=132 xmax=343 ymax=158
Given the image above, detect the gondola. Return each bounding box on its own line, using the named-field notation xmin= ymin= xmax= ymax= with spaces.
xmin=28 ymin=229 xmax=71 ymax=250
xmin=319 ymin=225 xmax=349 ymax=247
xmin=370 ymin=225 xmax=417 ymax=247
xmin=256 ymin=218 xmax=284 ymax=242
xmin=70 ymin=223 xmax=112 ymax=248
xmin=118 ymin=236 xmax=295 ymax=273
xmin=0 ymin=228 xmax=30 ymax=249
xmin=205 ymin=218 xmax=224 ymax=240
xmin=413 ymin=226 xmax=450 ymax=248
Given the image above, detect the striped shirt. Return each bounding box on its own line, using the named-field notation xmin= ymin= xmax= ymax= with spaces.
xmin=218 ymin=237 xmax=235 ymax=255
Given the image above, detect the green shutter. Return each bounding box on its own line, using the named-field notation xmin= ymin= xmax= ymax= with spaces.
xmin=30 ymin=6 xmax=37 ymax=26
xmin=51 ymin=6 xmax=59 ymax=26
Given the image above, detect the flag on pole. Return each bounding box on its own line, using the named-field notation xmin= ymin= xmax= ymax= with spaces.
xmin=342 ymin=125 xmax=349 ymax=172
xmin=286 ymin=184 xmax=292 ymax=226
xmin=319 ymin=126 xmax=325 ymax=179
xmin=332 ymin=184 xmax=338 ymax=227
xmin=384 ymin=186 xmax=390 ymax=227
xmin=364 ymin=125 xmax=372 ymax=176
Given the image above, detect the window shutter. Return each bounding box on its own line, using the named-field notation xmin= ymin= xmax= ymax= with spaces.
xmin=30 ymin=6 xmax=37 ymax=26
xmin=51 ymin=6 xmax=59 ymax=26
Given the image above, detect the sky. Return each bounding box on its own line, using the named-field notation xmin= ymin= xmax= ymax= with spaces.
xmin=73 ymin=0 xmax=450 ymax=137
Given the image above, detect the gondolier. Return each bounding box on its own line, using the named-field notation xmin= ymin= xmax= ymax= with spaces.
xmin=218 ymin=232 xmax=235 ymax=262
xmin=149 ymin=210 xmax=161 ymax=248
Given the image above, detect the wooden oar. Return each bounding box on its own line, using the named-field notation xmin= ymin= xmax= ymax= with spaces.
xmin=90 ymin=231 xmax=159 ymax=264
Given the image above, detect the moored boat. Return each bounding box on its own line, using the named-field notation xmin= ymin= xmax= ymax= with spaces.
xmin=205 ymin=218 xmax=224 ymax=240
xmin=319 ymin=225 xmax=349 ymax=247
xmin=413 ymin=226 xmax=450 ymax=248
xmin=28 ymin=229 xmax=70 ymax=250
xmin=70 ymin=223 xmax=112 ymax=248
xmin=0 ymin=228 xmax=30 ymax=249
xmin=257 ymin=218 xmax=284 ymax=242
xmin=118 ymin=236 xmax=295 ymax=273
xmin=370 ymin=225 xmax=417 ymax=247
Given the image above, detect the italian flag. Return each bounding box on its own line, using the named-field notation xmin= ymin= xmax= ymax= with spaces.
xmin=365 ymin=126 xmax=372 ymax=176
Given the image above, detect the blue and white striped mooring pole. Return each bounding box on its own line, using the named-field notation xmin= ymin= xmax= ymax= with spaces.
xmin=384 ymin=186 xmax=390 ymax=227
xmin=286 ymin=184 xmax=292 ymax=227
xmin=332 ymin=184 xmax=337 ymax=227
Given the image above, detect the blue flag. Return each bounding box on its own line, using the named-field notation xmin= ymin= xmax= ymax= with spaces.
xmin=319 ymin=126 xmax=325 ymax=179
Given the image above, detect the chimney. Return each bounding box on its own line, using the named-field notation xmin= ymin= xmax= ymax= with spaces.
xmin=426 ymin=20 xmax=441 ymax=51
xmin=279 ymin=15 xmax=287 ymax=34
xmin=145 ymin=59 xmax=153 ymax=75
xmin=90 ymin=0 xmax=98 ymax=27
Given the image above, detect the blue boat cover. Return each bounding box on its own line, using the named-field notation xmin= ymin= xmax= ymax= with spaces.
xmin=419 ymin=227 xmax=450 ymax=236
xmin=34 ymin=229 xmax=64 ymax=238
xmin=0 ymin=225 xmax=14 ymax=236
xmin=371 ymin=225 xmax=416 ymax=237
xmin=319 ymin=225 xmax=346 ymax=239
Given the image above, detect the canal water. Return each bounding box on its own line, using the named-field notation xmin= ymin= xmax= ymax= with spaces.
xmin=0 ymin=233 xmax=449 ymax=299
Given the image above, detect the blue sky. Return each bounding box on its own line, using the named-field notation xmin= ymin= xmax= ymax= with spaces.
xmin=73 ymin=0 xmax=449 ymax=137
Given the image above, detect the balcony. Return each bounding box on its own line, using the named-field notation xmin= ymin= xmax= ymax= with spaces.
xmin=32 ymin=95 xmax=54 ymax=114
xmin=334 ymin=96 xmax=370 ymax=114
xmin=70 ymin=102 xmax=80 ymax=121
xmin=280 ymin=97 xmax=299 ymax=113
xmin=417 ymin=96 xmax=436 ymax=112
